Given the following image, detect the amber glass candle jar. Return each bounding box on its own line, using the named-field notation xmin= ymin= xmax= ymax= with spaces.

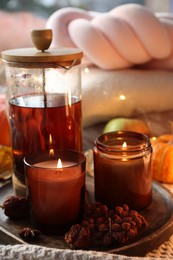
xmin=24 ymin=149 xmax=86 ymax=235
xmin=93 ymin=131 xmax=152 ymax=210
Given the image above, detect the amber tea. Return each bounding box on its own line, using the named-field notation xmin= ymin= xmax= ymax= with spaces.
xmin=9 ymin=93 xmax=82 ymax=184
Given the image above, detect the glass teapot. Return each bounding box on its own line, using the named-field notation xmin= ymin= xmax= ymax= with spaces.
xmin=1 ymin=29 xmax=83 ymax=196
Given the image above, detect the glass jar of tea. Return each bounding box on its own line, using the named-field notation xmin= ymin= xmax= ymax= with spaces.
xmin=1 ymin=29 xmax=83 ymax=196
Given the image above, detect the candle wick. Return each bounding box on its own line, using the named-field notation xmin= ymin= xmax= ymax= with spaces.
xmin=55 ymin=169 xmax=62 ymax=174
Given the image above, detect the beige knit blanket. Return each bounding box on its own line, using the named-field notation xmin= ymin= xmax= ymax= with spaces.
xmin=82 ymin=66 xmax=173 ymax=127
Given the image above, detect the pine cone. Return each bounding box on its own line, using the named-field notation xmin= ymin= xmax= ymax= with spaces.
xmin=64 ymin=224 xmax=90 ymax=249
xmin=2 ymin=195 xmax=30 ymax=219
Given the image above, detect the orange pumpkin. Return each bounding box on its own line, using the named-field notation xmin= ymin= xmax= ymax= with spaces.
xmin=0 ymin=94 xmax=11 ymax=147
xmin=151 ymin=134 xmax=173 ymax=183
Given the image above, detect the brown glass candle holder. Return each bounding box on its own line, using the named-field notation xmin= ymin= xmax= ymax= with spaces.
xmin=24 ymin=149 xmax=86 ymax=235
xmin=93 ymin=131 xmax=152 ymax=210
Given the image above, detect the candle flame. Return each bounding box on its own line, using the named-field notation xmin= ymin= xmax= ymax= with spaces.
xmin=49 ymin=134 xmax=52 ymax=144
xmin=122 ymin=142 xmax=127 ymax=161
xmin=122 ymin=142 xmax=127 ymax=148
xmin=49 ymin=134 xmax=55 ymax=156
xmin=49 ymin=149 xmax=54 ymax=156
xmin=57 ymin=158 xmax=62 ymax=168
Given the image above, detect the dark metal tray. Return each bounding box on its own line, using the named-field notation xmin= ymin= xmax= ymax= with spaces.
xmin=0 ymin=179 xmax=173 ymax=257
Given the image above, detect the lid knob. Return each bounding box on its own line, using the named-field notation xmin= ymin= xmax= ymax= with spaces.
xmin=31 ymin=29 xmax=53 ymax=52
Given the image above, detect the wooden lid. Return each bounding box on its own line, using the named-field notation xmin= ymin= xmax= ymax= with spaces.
xmin=1 ymin=29 xmax=83 ymax=64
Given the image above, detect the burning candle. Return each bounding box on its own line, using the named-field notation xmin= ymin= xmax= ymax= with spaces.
xmin=93 ymin=131 xmax=152 ymax=210
xmin=24 ymin=149 xmax=86 ymax=234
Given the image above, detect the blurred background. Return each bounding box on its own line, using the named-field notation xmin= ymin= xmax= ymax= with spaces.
xmin=0 ymin=0 xmax=171 ymax=18
xmin=0 ymin=0 xmax=171 ymax=57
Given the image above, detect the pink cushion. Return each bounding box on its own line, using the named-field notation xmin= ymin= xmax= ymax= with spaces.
xmin=46 ymin=4 xmax=173 ymax=70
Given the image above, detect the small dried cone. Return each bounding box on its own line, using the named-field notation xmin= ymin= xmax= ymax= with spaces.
xmin=1 ymin=195 xmax=30 ymax=219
